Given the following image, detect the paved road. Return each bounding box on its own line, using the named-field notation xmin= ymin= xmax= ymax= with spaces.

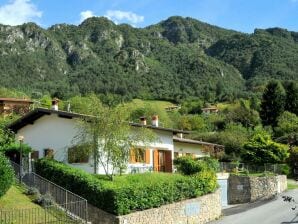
xmin=210 ymin=189 xmax=298 ymax=224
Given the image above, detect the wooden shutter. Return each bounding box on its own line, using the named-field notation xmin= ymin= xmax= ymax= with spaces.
xmin=153 ymin=149 xmax=159 ymax=171
xmin=145 ymin=149 xmax=150 ymax=164
xmin=129 ymin=148 xmax=136 ymax=164
xmin=165 ymin=151 xmax=172 ymax=173
xmin=31 ymin=151 xmax=39 ymax=160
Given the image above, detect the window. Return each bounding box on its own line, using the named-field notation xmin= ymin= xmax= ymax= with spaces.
xmin=31 ymin=151 xmax=39 ymax=160
xmin=44 ymin=149 xmax=54 ymax=159
xmin=130 ymin=148 xmax=150 ymax=164
xmin=68 ymin=144 xmax=90 ymax=163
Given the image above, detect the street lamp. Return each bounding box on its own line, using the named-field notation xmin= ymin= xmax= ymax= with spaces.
xmin=18 ymin=135 xmax=24 ymax=183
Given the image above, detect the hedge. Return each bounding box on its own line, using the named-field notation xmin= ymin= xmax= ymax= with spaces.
xmin=174 ymin=156 xmax=219 ymax=175
xmin=0 ymin=153 xmax=14 ymax=198
xmin=35 ymin=159 xmax=217 ymax=215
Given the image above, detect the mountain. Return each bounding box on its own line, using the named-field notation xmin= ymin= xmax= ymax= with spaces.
xmin=0 ymin=16 xmax=297 ymax=102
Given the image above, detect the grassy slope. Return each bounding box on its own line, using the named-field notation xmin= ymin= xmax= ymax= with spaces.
xmin=125 ymin=99 xmax=175 ymax=109
xmin=0 ymin=185 xmax=41 ymax=210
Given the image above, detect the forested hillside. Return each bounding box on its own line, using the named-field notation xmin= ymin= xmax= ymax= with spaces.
xmin=0 ymin=16 xmax=297 ymax=102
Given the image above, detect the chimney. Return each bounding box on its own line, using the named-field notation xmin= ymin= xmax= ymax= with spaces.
xmin=152 ymin=115 xmax=159 ymax=127
xmin=177 ymin=133 xmax=183 ymax=139
xmin=51 ymin=98 xmax=59 ymax=111
xmin=140 ymin=116 xmax=147 ymax=125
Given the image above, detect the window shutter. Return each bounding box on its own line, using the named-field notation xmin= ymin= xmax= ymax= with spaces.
xmin=165 ymin=151 xmax=172 ymax=173
xmin=130 ymin=149 xmax=136 ymax=164
xmin=31 ymin=151 xmax=39 ymax=160
xmin=145 ymin=149 xmax=150 ymax=164
xmin=153 ymin=149 xmax=159 ymax=171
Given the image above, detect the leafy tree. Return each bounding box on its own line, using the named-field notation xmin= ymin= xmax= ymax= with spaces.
xmin=76 ymin=94 xmax=156 ymax=180
xmin=225 ymin=99 xmax=260 ymax=128
xmin=0 ymin=153 xmax=14 ymax=198
xmin=242 ymin=132 xmax=289 ymax=164
xmin=260 ymin=80 xmax=286 ymax=127
xmin=284 ymin=81 xmax=298 ymax=115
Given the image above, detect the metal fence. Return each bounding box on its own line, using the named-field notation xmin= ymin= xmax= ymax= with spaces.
xmin=6 ymin=161 xmax=88 ymax=224
xmin=219 ymin=162 xmax=287 ymax=174
xmin=0 ymin=203 xmax=82 ymax=224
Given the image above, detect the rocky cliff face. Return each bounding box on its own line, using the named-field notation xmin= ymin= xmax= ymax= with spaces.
xmin=0 ymin=16 xmax=297 ymax=100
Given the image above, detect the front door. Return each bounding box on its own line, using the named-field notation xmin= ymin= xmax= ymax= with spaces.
xmin=153 ymin=149 xmax=172 ymax=172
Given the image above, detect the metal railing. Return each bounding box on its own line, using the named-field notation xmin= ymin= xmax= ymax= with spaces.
xmin=0 ymin=202 xmax=82 ymax=224
xmin=8 ymin=161 xmax=88 ymax=223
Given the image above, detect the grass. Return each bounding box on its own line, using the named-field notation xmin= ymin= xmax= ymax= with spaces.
xmin=287 ymin=179 xmax=298 ymax=190
xmin=0 ymin=185 xmax=76 ymax=224
xmin=0 ymin=185 xmax=41 ymax=210
xmin=124 ymin=99 xmax=175 ymax=109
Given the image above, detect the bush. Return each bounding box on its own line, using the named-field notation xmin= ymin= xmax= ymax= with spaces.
xmin=34 ymin=193 xmax=54 ymax=207
xmin=35 ymin=159 xmax=217 ymax=215
xmin=279 ymin=164 xmax=290 ymax=176
xmin=174 ymin=156 xmax=219 ymax=175
xmin=0 ymin=153 xmax=14 ymax=198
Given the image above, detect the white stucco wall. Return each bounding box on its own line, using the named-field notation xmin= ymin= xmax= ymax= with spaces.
xmin=16 ymin=114 xmax=175 ymax=174
xmin=174 ymin=141 xmax=208 ymax=158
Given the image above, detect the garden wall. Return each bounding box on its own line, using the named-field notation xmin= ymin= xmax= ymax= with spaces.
xmin=228 ymin=175 xmax=287 ymax=204
xmin=88 ymin=189 xmax=221 ymax=224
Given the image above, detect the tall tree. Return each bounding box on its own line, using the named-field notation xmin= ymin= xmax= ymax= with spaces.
xmin=284 ymin=81 xmax=298 ymax=116
xmin=260 ymin=80 xmax=286 ymax=127
xmin=76 ymin=94 xmax=156 ymax=180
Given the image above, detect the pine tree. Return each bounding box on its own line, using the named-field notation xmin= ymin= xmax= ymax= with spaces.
xmin=260 ymin=80 xmax=286 ymax=127
xmin=284 ymin=81 xmax=298 ymax=116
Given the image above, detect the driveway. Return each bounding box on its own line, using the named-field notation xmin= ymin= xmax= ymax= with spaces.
xmin=209 ymin=189 xmax=298 ymax=224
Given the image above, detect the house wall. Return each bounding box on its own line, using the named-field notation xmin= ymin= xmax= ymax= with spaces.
xmin=16 ymin=115 xmax=175 ymax=174
xmin=126 ymin=129 xmax=174 ymax=174
xmin=174 ymin=142 xmax=208 ymax=158
xmin=16 ymin=114 xmax=94 ymax=173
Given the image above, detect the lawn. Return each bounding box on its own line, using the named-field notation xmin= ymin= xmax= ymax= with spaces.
xmin=287 ymin=179 xmax=298 ymax=190
xmin=0 ymin=185 xmax=76 ymax=224
xmin=125 ymin=99 xmax=175 ymax=109
xmin=0 ymin=185 xmax=41 ymax=210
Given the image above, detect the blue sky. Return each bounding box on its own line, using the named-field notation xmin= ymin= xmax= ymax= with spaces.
xmin=0 ymin=0 xmax=297 ymax=33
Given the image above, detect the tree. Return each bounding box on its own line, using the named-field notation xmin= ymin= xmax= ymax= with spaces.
xmin=225 ymin=100 xmax=260 ymax=128
xmin=0 ymin=153 xmax=14 ymax=198
xmin=242 ymin=132 xmax=289 ymax=164
xmin=260 ymin=80 xmax=286 ymax=127
xmin=77 ymin=94 xmax=156 ymax=180
xmin=284 ymin=81 xmax=298 ymax=116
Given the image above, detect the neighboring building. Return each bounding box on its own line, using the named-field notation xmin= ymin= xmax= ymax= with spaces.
xmin=202 ymin=106 xmax=219 ymax=114
xmin=8 ymin=107 xmax=223 ymax=175
xmin=0 ymin=98 xmax=33 ymax=116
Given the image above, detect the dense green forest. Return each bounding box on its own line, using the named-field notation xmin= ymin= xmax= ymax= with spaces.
xmin=0 ymin=16 xmax=297 ymax=102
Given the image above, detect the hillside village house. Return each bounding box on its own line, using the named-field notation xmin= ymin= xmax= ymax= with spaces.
xmin=0 ymin=98 xmax=33 ymax=116
xmin=8 ymin=103 xmax=223 ymax=174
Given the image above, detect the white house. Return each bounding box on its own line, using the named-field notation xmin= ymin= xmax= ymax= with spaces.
xmin=8 ymin=107 xmax=223 ymax=174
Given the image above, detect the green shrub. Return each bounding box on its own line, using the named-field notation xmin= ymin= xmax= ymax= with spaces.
xmin=0 ymin=153 xmax=14 ymax=198
xmin=279 ymin=164 xmax=290 ymax=176
xmin=174 ymin=156 xmax=219 ymax=175
xmin=35 ymin=158 xmax=217 ymax=215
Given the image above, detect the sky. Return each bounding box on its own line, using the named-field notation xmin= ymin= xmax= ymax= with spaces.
xmin=0 ymin=0 xmax=297 ymax=33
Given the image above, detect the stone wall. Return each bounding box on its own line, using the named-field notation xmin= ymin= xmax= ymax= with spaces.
xmin=228 ymin=175 xmax=287 ymax=204
xmin=88 ymin=190 xmax=221 ymax=224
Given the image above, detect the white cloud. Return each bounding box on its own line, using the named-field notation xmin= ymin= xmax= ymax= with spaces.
xmin=105 ymin=10 xmax=144 ymax=25
xmin=80 ymin=10 xmax=95 ymax=22
xmin=0 ymin=0 xmax=42 ymax=26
